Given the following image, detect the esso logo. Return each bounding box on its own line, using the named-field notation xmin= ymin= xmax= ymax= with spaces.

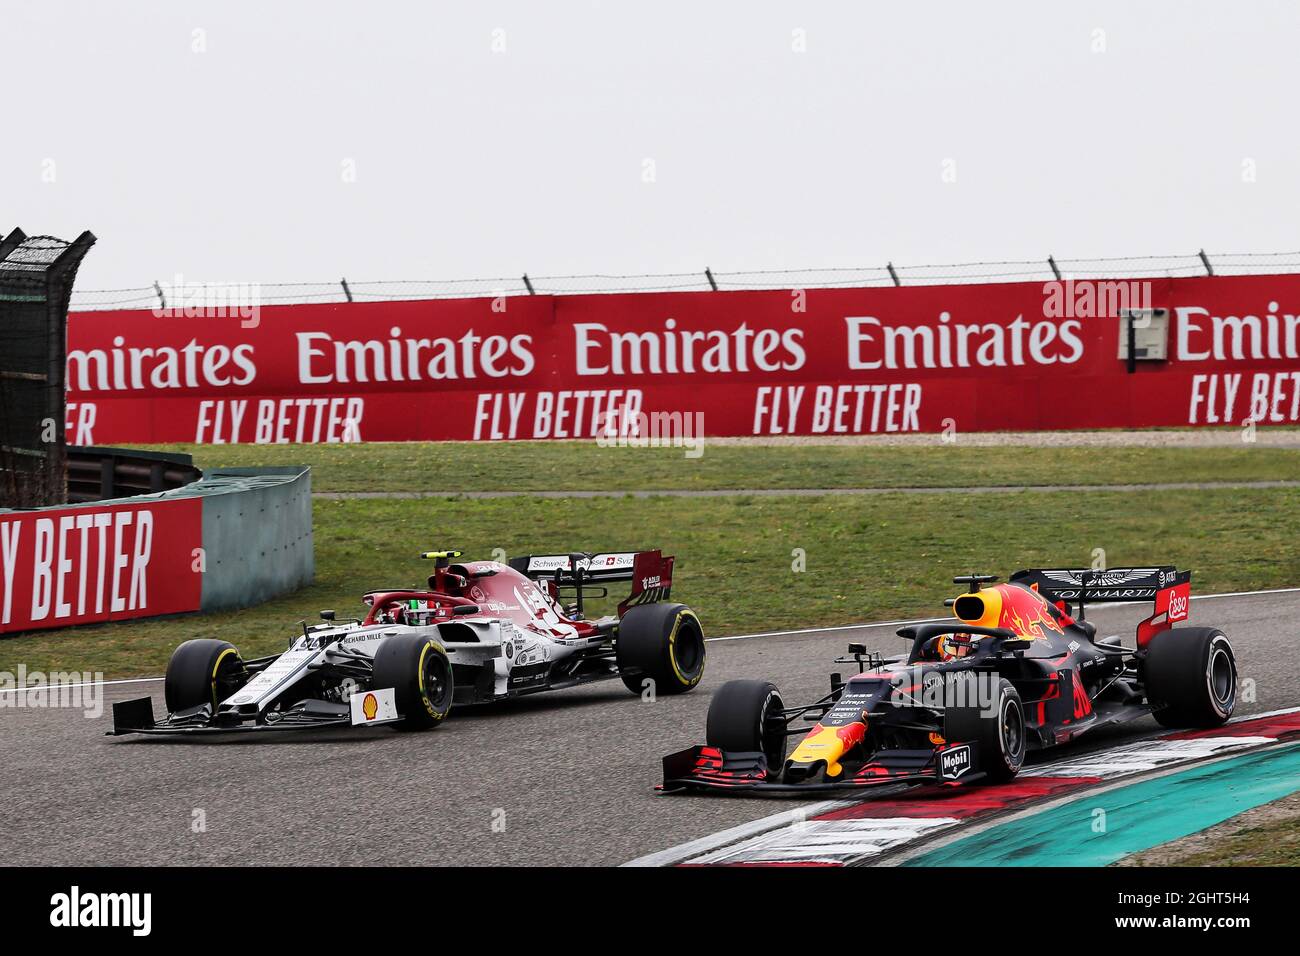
xmin=1168 ymin=591 xmax=1189 ymax=621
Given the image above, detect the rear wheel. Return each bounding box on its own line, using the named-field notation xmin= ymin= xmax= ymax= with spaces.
xmin=371 ymin=634 xmax=454 ymax=730
xmin=615 ymin=603 xmax=705 ymax=695
xmin=944 ymin=675 xmax=1025 ymax=783
xmin=1144 ymin=627 xmax=1236 ymax=728
xmin=164 ymin=639 xmax=245 ymax=712
xmin=706 ymin=680 xmax=787 ymax=771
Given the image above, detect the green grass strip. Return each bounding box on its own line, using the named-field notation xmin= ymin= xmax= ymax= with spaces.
xmin=145 ymin=441 xmax=1300 ymax=494
xmin=2 ymin=486 xmax=1297 ymax=678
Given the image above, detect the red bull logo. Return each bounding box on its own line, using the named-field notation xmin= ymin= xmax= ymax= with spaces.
xmin=952 ymin=582 xmax=1064 ymax=639
xmin=1000 ymin=591 xmax=1064 ymax=639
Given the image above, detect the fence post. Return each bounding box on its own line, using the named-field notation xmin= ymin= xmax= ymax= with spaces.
xmin=522 ymin=274 xmax=536 ymax=295
xmin=886 ymin=262 xmax=901 ymax=287
xmin=153 ymin=281 xmax=166 ymax=310
xmin=1048 ymin=255 xmax=1062 ymax=281
xmin=1198 ymin=249 xmax=1215 ymax=276
xmin=705 ymin=267 xmax=718 ymax=291
xmin=1126 ymin=313 xmax=1137 ymax=375
xmin=340 ymin=278 xmax=353 ymax=302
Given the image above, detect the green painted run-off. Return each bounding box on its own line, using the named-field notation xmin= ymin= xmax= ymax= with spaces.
xmin=907 ymin=742 xmax=1300 ymax=867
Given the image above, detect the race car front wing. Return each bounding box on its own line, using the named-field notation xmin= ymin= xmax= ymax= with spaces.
xmin=106 ymin=695 xmax=396 ymax=736
xmin=659 ymin=742 xmax=985 ymax=794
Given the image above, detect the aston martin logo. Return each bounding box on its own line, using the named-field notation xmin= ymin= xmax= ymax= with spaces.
xmin=1042 ymin=569 xmax=1159 ymax=587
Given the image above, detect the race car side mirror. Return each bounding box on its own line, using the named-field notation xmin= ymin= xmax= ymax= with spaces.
xmin=847 ymin=642 xmax=867 ymax=655
xmin=453 ymin=604 xmax=480 ymax=616
xmin=320 ymin=610 xmax=336 ymax=621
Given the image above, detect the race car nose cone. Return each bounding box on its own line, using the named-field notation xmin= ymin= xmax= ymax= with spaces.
xmin=781 ymin=758 xmax=826 ymax=783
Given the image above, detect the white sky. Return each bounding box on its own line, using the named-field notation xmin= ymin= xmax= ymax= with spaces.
xmin=4 ymin=1 xmax=1299 ymax=291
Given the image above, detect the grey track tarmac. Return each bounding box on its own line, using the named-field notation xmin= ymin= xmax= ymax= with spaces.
xmin=2 ymin=592 xmax=1297 ymax=866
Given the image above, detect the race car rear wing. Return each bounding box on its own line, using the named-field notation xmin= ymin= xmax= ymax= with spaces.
xmin=1010 ymin=566 xmax=1192 ymax=647
xmin=1009 ymin=567 xmax=1189 ymax=604
xmin=511 ymin=552 xmax=640 ymax=582
xmin=509 ymin=550 xmax=674 ymax=616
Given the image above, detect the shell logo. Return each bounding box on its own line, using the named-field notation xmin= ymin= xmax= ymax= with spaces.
xmin=361 ymin=693 xmax=379 ymax=720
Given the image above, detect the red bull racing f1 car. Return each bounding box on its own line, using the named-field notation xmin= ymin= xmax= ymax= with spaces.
xmin=662 ymin=566 xmax=1235 ymax=794
xmin=110 ymin=548 xmax=705 ymax=736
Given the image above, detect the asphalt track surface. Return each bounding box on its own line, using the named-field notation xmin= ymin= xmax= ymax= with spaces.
xmin=3 ymin=590 xmax=1297 ymax=866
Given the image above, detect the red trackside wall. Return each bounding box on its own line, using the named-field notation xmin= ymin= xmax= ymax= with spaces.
xmin=0 ymin=498 xmax=203 ymax=634
xmin=64 ymin=274 xmax=1300 ymax=443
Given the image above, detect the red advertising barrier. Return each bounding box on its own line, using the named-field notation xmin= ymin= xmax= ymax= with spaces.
xmin=65 ymin=274 xmax=1300 ymax=443
xmin=0 ymin=498 xmax=202 ymax=634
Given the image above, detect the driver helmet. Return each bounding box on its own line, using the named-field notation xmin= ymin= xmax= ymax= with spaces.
xmin=405 ymin=598 xmax=436 ymax=626
xmin=937 ymin=632 xmax=978 ymax=661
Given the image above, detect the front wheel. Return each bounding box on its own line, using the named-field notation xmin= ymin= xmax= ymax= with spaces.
xmin=164 ymin=639 xmax=245 ymax=713
xmin=706 ymin=679 xmax=787 ymax=771
xmin=615 ymin=603 xmax=705 ymax=696
xmin=944 ymin=676 xmax=1025 ymax=783
xmin=1144 ymin=627 xmax=1236 ymax=728
xmin=371 ymin=634 xmax=454 ymax=730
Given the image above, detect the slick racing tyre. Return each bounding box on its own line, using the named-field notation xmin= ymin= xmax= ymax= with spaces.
xmin=1144 ymin=627 xmax=1236 ymax=729
xmin=164 ymin=639 xmax=246 ymax=712
xmin=615 ymin=603 xmax=706 ymax=696
xmin=944 ymin=676 xmax=1025 ymax=783
xmin=371 ymin=634 xmax=454 ymax=730
xmin=706 ymin=680 xmax=787 ymax=771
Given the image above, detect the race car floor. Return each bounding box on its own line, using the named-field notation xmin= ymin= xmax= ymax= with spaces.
xmin=2 ymin=590 xmax=1297 ymax=866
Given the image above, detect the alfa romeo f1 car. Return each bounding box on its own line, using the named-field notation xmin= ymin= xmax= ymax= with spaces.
xmin=110 ymin=548 xmax=705 ymax=736
xmin=663 ymin=566 xmax=1235 ymax=793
